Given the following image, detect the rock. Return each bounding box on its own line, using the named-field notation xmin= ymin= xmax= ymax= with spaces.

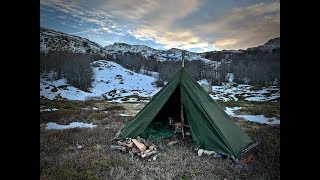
xmin=110 ymin=145 xmax=126 ymax=152
xmin=198 ymin=149 xmax=204 ymax=156
xmin=157 ymin=144 xmax=165 ymax=151
xmin=153 ymin=156 xmax=157 ymax=161
xmin=152 ymin=153 xmax=160 ymax=161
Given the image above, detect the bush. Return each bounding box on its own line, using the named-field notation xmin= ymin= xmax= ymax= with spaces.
xmin=51 ymin=87 xmax=58 ymax=92
xmin=85 ymin=96 xmax=104 ymax=101
xmin=155 ymin=78 xmax=164 ymax=87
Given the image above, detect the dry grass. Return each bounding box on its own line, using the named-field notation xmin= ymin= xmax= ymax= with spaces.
xmin=217 ymin=100 xmax=280 ymax=119
xmin=40 ymin=101 xmax=280 ymax=180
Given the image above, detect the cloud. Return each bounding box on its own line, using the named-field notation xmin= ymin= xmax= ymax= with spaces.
xmin=41 ymin=0 xmax=119 ymax=34
xmin=192 ymin=2 xmax=280 ymax=49
xmin=100 ymin=0 xmax=158 ymax=21
xmin=41 ymin=0 xmax=280 ymax=51
xmin=131 ymin=27 xmax=210 ymax=50
xmin=120 ymin=1 xmax=279 ymax=50
xmin=109 ymin=0 xmax=205 ymax=50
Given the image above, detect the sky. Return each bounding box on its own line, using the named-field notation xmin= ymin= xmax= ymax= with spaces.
xmin=40 ymin=0 xmax=280 ymax=52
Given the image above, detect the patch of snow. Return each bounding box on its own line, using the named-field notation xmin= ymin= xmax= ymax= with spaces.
xmin=244 ymin=96 xmax=265 ymax=101
xmin=210 ymin=84 xmax=280 ymax=102
xmin=227 ymin=73 xmax=234 ymax=83
xmin=225 ymin=107 xmax=242 ymax=116
xmin=46 ymin=122 xmax=97 ymax=130
xmin=224 ymin=107 xmax=280 ymax=125
xmin=198 ymin=79 xmax=210 ymax=85
xmin=40 ymin=108 xmax=58 ymax=112
xmin=238 ymin=115 xmax=280 ymax=125
xmin=119 ymin=113 xmax=131 ymax=116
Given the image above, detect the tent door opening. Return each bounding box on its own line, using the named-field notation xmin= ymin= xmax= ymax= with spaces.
xmin=152 ymin=85 xmax=190 ymax=137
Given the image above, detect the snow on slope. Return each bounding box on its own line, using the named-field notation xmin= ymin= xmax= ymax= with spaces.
xmin=90 ymin=60 xmax=159 ymax=101
xmin=41 ymin=63 xmax=279 ymax=103
xmin=40 ymin=26 xmax=105 ymax=55
xmin=40 ymin=60 xmax=160 ymax=101
xmin=210 ymin=84 xmax=280 ymax=102
xmin=105 ymin=42 xmax=159 ymax=56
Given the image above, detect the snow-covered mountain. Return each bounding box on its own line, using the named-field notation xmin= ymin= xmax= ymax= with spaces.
xmin=40 ymin=26 xmax=279 ymax=63
xmin=105 ymin=43 xmax=211 ymax=62
xmin=40 ymin=27 xmax=105 ymax=55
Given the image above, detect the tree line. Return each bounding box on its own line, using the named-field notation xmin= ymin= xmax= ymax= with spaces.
xmin=40 ymin=50 xmax=280 ymax=91
xmin=40 ymin=51 xmax=103 ymax=91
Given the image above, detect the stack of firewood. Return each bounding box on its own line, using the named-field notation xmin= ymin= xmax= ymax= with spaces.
xmin=110 ymin=136 xmax=160 ymax=161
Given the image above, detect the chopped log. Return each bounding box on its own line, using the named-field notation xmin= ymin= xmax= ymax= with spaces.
xmin=141 ymin=150 xmax=157 ymax=158
xmin=117 ymin=141 xmax=127 ymax=147
xmin=131 ymin=147 xmax=138 ymax=154
xmin=132 ymin=139 xmax=146 ymax=152
xmin=126 ymin=142 xmax=134 ymax=148
xmin=149 ymin=145 xmax=155 ymax=150
xmin=137 ymin=136 xmax=142 ymax=143
xmin=141 ymin=150 xmax=151 ymax=158
xmin=168 ymin=140 xmax=179 ymax=146
xmin=128 ymin=150 xmax=134 ymax=157
xmin=141 ymin=138 xmax=151 ymax=147
xmin=110 ymin=145 xmax=126 ymax=152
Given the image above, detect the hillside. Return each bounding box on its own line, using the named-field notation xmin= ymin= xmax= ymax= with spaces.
xmin=40 ymin=27 xmax=105 ymax=55
xmin=40 ymin=60 xmax=159 ymax=101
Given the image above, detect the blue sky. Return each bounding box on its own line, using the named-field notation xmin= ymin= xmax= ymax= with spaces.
xmin=40 ymin=0 xmax=280 ymax=52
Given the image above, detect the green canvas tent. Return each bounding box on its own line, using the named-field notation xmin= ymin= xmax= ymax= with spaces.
xmin=115 ymin=67 xmax=253 ymax=159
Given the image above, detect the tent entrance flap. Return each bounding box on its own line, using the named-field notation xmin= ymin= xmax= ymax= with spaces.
xmin=152 ymin=84 xmax=189 ymax=127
